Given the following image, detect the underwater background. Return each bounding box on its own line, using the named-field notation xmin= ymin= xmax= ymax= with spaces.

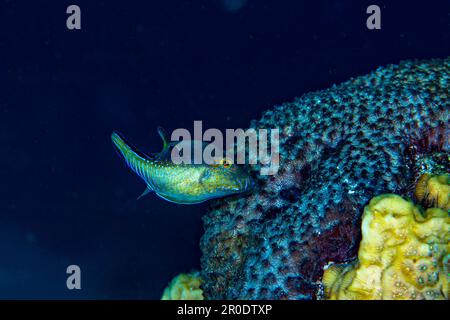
xmin=0 ymin=0 xmax=449 ymax=299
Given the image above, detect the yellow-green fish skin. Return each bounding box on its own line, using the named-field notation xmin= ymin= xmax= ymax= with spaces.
xmin=111 ymin=131 xmax=254 ymax=204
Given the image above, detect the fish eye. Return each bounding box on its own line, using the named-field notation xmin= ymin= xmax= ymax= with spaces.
xmin=220 ymin=158 xmax=233 ymax=168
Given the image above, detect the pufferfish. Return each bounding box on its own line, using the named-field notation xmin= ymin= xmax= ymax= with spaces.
xmin=111 ymin=128 xmax=255 ymax=204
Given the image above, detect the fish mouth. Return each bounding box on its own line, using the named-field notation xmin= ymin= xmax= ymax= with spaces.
xmin=217 ymin=174 xmax=255 ymax=195
xmin=240 ymin=176 xmax=255 ymax=192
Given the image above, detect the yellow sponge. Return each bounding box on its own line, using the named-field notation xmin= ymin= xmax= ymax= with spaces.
xmin=161 ymin=272 xmax=204 ymax=300
xmin=322 ymin=194 xmax=449 ymax=300
xmin=415 ymin=173 xmax=450 ymax=211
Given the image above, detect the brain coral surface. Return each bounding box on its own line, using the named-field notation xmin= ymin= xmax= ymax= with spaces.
xmin=200 ymin=58 xmax=449 ymax=299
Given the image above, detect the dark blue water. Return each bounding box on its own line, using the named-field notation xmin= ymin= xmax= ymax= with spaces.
xmin=0 ymin=0 xmax=448 ymax=299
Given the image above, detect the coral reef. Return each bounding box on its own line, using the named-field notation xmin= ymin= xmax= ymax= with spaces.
xmin=161 ymin=272 xmax=204 ymax=300
xmin=414 ymin=173 xmax=450 ymax=211
xmin=322 ymin=194 xmax=449 ymax=300
xmin=200 ymin=58 xmax=449 ymax=299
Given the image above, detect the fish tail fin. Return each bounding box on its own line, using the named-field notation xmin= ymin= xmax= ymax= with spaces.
xmin=111 ymin=131 xmax=151 ymax=183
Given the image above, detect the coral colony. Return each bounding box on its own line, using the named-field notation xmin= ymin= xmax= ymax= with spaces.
xmin=198 ymin=58 xmax=449 ymax=299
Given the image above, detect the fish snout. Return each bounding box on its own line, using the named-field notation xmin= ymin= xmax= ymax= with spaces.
xmin=240 ymin=175 xmax=255 ymax=192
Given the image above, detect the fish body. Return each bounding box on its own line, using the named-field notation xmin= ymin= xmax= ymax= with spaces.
xmin=111 ymin=129 xmax=254 ymax=204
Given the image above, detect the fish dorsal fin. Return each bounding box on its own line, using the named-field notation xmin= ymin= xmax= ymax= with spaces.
xmin=158 ymin=140 xmax=211 ymax=163
xmin=157 ymin=127 xmax=170 ymax=152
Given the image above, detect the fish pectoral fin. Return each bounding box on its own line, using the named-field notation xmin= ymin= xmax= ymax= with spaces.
xmin=198 ymin=170 xmax=211 ymax=185
xmin=137 ymin=186 xmax=153 ymax=200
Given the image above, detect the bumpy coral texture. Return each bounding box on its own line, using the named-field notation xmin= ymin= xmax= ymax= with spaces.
xmin=161 ymin=272 xmax=204 ymax=300
xmin=200 ymin=58 xmax=449 ymax=299
xmin=322 ymin=194 xmax=449 ymax=300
